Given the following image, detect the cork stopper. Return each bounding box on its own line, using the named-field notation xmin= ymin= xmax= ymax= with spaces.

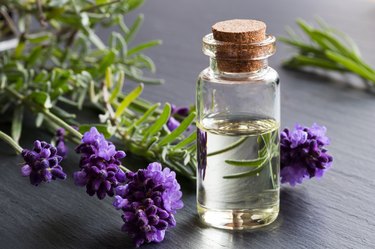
xmin=209 ymin=19 xmax=271 ymax=73
xmin=212 ymin=19 xmax=266 ymax=43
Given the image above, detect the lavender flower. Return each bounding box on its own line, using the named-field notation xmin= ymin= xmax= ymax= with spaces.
xmin=166 ymin=117 xmax=180 ymax=131
xmin=56 ymin=128 xmax=67 ymax=158
xmin=21 ymin=140 xmax=66 ymax=186
xmin=171 ymin=105 xmax=190 ymax=117
xmin=280 ymin=123 xmax=333 ymax=186
xmin=167 ymin=105 xmax=190 ymax=131
xmin=113 ymin=162 xmax=183 ymax=247
xmin=197 ymin=129 xmax=207 ymax=180
xmin=74 ymin=127 xmax=126 ymax=199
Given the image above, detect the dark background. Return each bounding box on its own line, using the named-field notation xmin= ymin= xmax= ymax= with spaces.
xmin=1 ymin=0 xmax=375 ymax=248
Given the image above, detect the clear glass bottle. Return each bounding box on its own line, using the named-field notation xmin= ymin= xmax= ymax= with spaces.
xmin=196 ymin=20 xmax=280 ymax=230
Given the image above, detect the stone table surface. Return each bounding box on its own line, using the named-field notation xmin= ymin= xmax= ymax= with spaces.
xmin=1 ymin=0 xmax=375 ymax=248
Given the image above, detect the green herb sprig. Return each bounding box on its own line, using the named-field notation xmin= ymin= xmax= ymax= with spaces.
xmin=280 ymin=19 xmax=375 ymax=88
xmin=0 ymin=0 xmax=197 ymax=179
xmin=206 ymin=130 xmax=279 ymax=188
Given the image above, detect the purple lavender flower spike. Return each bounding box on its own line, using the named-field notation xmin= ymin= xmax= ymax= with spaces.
xmin=280 ymin=123 xmax=333 ymax=186
xmin=74 ymin=127 xmax=126 ymax=199
xmin=21 ymin=140 xmax=67 ymax=186
xmin=197 ymin=129 xmax=207 ymax=180
xmin=56 ymin=128 xmax=67 ymax=158
xmin=113 ymin=162 xmax=183 ymax=247
xmin=310 ymin=123 xmax=330 ymax=145
xmin=171 ymin=104 xmax=190 ymax=117
xmin=166 ymin=117 xmax=180 ymax=131
xmin=173 ymin=106 xmax=190 ymax=117
xmin=166 ymin=105 xmax=191 ymax=131
xmin=170 ymin=104 xmax=177 ymax=114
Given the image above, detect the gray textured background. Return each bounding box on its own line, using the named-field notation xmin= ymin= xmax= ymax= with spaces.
xmin=1 ymin=0 xmax=375 ymax=248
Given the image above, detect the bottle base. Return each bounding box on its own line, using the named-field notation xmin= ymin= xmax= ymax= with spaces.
xmin=197 ymin=203 xmax=279 ymax=230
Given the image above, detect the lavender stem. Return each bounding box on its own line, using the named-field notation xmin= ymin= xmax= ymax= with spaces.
xmin=0 ymin=130 xmax=23 ymax=154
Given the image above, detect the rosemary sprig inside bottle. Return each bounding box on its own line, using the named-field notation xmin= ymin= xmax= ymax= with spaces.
xmin=280 ymin=19 xmax=375 ymax=89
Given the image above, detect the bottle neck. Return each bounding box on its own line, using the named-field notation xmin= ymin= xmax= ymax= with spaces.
xmin=202 ymin=33 xmax=276 ymax=78
xmin=209 ymin=57 xmax=269 ymax=77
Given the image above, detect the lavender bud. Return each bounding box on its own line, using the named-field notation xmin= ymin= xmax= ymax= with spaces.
xmin=21 ymin=141 xmax=67 ymax=186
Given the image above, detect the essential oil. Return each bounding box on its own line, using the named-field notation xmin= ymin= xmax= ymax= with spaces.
xmin=197 ymin=114 xmax=279 ymax=229
xmin=196 ymin=19 xmax=280 ymax=229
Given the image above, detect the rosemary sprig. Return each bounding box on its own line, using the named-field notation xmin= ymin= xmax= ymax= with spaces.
xmin=280 ymin=18 xmax=375 ymax=88
xmin=223 ymin=132 xmax=279 ymax=182
xmin=0 ymin=0 xmax=197 ymax=179
xmin=205 ymin=129 xmax=279 ymax=184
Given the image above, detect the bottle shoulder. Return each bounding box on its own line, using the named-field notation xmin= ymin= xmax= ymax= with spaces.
xmin=198 ymin=67 xmax=279 ymax=85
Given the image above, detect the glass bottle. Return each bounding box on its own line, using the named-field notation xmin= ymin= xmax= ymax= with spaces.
xmin=196 ymin=19 xmax=280 ymax=230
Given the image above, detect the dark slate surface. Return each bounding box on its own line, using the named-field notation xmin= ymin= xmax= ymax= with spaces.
xmin=1 ymin=0 xmax=375 ymax=248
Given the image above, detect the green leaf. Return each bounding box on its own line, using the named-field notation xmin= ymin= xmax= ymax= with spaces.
xmin=260 ymin=132 xmax=271 ymax=146
xmin=109 ymin=71 xmax=124 ymax=103
xmin=223 ymin=165 xmax=265 ymax=179
xmin=127 ymin=0 xmax=145 ymax=11
xmin=311 ymin=30 xmax=360 ymax=61
xmin=281 ymin=18 xmax=375 ymax=87
xmin=297 ymin=20 xmax=346 ymax=54
xmin=296 ymin=19 xmax=313 ymax=36
xmin=127 ymin=40 xmax=161 ymax=57
xmin=105 ymin=67 xmax=112 ymax=88
xmin=29 ymin=92 xmax=53 ymax=109
xmin=144 ymin=103 xmax=171 ymax=137
xmin=0 ymin=75 xmax=6 ymax=90
xmin=80 ymin=12 xmax=90 ymax=27
xmin=173 ymin=131 xmax=197 ymax=150
xmin=98 ymin=50 xmax=116 ymax=73
xmin=329 ymin=28 xmax=361 ymax=58
xmin=109 ymin=32 xmax=127 ymax=56
xmin=96 ymin=0 xmax=109 ymax=4
xmin=11 ymin=106 xmax=23 ymax=143
xmin=123 ymin=67 xmax=164 ymax=84
xmin=26 ymin=32 xmax=52 ymax=43
xmin=34 ymin=70 xmax=49 ymax=83
xmin=187 ymin=143 xmax=197 ymax=153
xmin=116 ymin=15 xmax=129 ymax=34
xmin=115 ymin=84 xmax=144 ymax=118
xmin=136 ymin=54 xmax=156 ymax=72
xmin=79 ymin=124 xmax=112 ymax=138
xmin=77 ymin=87 xmax=87 ymax=109
xmin=258 ymin=141 xmax=268 ymax=157
xmin=208 ymin=136 xmax=247 ymax=157
xmin=285 ymin=26 xmax=302 ymax=41
xmin=51 ymin=106 xmax=76 ymax=119
xmin=326 ymin=51 xmax=375 ymax=82
xmin=35 ymin=113 xmax=44 ymax=127
xmin=283 ymin=55 xmax=347 ymax=71
xmin=58 ymin=96 xmax=78 ymax=107
xmin=86 ymin=27 xmax=106 ymax=49
xmin=14 ymin=41 xmax=25 ymax=58
xmin=134 ymin=103 xmax=160 ymax=126
xmin=161 ymin=147 xmax=168 ymax=162
xmin=278 ymin=37 xmax=323 ymax=56
xmin=158 ymin=112 xmax=196 ymax=146
xmin=89 ymin=80 xmax=97 ymax=102
xmin=127 ymin=73 xmax=164 ymax=84
xmin=183 ymin=153 xmax=191 ymax=165
xmin=225 ymin=154 xmax=268 ymax=167
xmin=26 ymin=46 xmax=43 ymax=67
xmin=49 ymin=0 xmax=69 ymax=6
xmin=146 ymin=136 xmax=158 ymax=149
xmin=125 ymin=14 xmax=144 ymax=43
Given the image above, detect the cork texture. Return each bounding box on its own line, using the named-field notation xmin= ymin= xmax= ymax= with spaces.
xmin=211 ymin=19 xmax=268 ymax=72
xmin=212 ymin=19 xmax=266 ymax=43
xmin=215 ymin=59 xmax=266 ymax=73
